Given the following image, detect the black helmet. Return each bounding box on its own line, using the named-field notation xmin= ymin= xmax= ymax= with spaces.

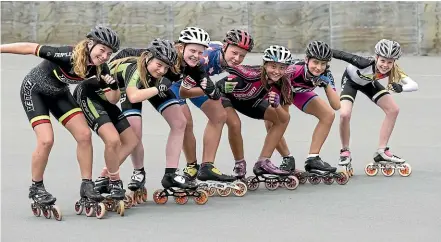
xmin=86 ymin=25 xmax=120 ymax=52
xmin=305 ymin=41 xmax=332 ymax=61
xmin=147 ymin=38 xmax=178 ymax=67
xmin=223 ymin=29 xmax=254 ymax=52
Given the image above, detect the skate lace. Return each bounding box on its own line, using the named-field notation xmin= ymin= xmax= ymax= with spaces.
xmin=131 ymin=171 xmax=145 ymax=182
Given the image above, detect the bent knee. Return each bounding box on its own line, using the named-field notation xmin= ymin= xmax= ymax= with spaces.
xmin=37 ymin=136 xmax=54 ymax=149
xmin=75 ymin=128 xmax=92 ymax=144
xmin=210 ymin=109 xmax=227 ymax=124
xmin=104 ymin=135 xmax=121 ymax=149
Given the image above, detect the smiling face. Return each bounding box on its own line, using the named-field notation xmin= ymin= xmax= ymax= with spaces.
xmin=375 ymin=55 xmax=395 ymax=74
xmin=180 ymin=43 xmax=206 ymax=67
xmin=89 ymin=43 xmax=113 ymax=66
xmin=305 ymin=57 xmax=327 ymax=76
xmin=146 ymin=57 xmax=169 ymax=79
xmin=223 ymin=44 xmax=248 ymax=67
xmin=264 ymin=61 xmax=288 ymax=82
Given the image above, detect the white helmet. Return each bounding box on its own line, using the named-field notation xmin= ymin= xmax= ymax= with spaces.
xmin=262 ymin=45 xmax=293 ymax=65
xmin=375 ymin=39 xmax=402 ymax=60
xmin=178 ymin=27 xmax=210 ymax=48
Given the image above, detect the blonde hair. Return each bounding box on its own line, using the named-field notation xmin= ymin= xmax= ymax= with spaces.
xmin=110 ymin=51 xmax=155 ymax=89
xmin=261 ymin=65 xmax=293 ymax=105
xmin=72 ymin=39 xmax=102 ymax=80
xmin=173 ymin=43 xmax=185 ymax=74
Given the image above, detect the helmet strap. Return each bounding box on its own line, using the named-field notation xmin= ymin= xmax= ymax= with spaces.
xmin=87 ymin=40 xmax=99 ymax=65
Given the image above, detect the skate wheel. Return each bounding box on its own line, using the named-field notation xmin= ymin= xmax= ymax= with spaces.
xmin=85 ymin=205 xmax=95 ymax=217
xmin=245 ymin=176 xmax=259 ymax=191
xmin=232 ymin=181 xmax=247 ymax=197
xmin=51 ymin=205 xmax=62 ymax=221
xmin=142 ymin=187 xmax=148 ymax=202
xmin=193 ymin=190 xmax=208 ymax=205
xmin=123 ymin=194 xmax=133 ymax=209
xmin=43 ymin=208 xmax=52 ymax=219
xmin=96 ymin=203 xmax=106 ymax=219
xmin=381 ymin=165 xmax=395 ymax=177
xmin=335 ymin=172 xmax=349 ymax=185
xmin=31 ymin=203 xmax=41 ymax=217
xmin=217 ymin=187 xmax=232 ymax=197
xmin=284 ymin=176 xmax=299 ymax=190
xmin=308 ymin=176 xmax=321 ymax=185
xmin=264 ymin=178 xmax=279 ymax=190
xmin=116 ymin=200 xmax=125 ymax=216
xmin=398 ymin=163 xmax=412 ymax=177
xmin=135 ymin=192 xmax=144 ymax=205
xmin=153 ymin=189 xmax=168 ymax=205
xmin=174 ymin=195 xmax=189 ymax=205
xmin=74 ymin=200 xmax=83 ymax=215
xmin=294 ymin=171 xmax=307 ymax=184
xmin=365 ymin=163 xmax=378 ymax=176
xmin=323 ymin=176 xmax=335 ymax=185
xmin=207 ymin=187 xmax=217 ymax=197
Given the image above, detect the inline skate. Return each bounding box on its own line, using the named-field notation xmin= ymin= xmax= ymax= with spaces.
xmin=125 ymin=169 xmax=148 ymax=207
xmin=365 ymin=147 xmax=411 ymax=177
xmin=246 ymin=159 xmax=299 ymax=191
xmin=303 ymin=156 xmax=349 ymax=185
xmin=74 ymin=180 xmax=106 ymax=219
xmin=279 ymin=155 xmax=310 ymax=185
xmin=29 ymin=183 xmax=62 ymax=221
xmin=338 ymin=148 xmax=354 ymax=177
xmin=153 ymin=172 xmax=208 ymax=205
xmin=196 ymin=162 xmax=247 ymax=197
xmin=94 ymin=177 xmax=126 ymax=216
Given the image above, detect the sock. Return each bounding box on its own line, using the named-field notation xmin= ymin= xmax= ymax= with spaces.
xmin=258 ymin=157 xmax=269 ymax=162
xmin=378 ymin=148 xmax=386 ymax=153
xmin=165 ymin=168 xmax=177 ymax=174
xmin=235 ymin=159 xmax=244 ymax=163
xmin=307 ymin=154 xmax=319 ymax=158
xmin=283 ymin=154 xmax=292 ymax=158
xmin=82 ymin=178 xmax=92 ymax=182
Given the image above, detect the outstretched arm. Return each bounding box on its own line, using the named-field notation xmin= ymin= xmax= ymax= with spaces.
xmin=0 ymin=42 xmax=39 ymax=55
xmin=332 ymin=49 xmax=374 ymax=69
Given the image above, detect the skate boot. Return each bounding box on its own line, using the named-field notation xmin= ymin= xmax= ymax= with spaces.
xmin=338 ymin=148 xmax=354 ymax=177
xmin=94 ymin=176 xmax=110 ymax=194
xmin=233 ymin=160 xmax=247 ymax=180
xmin=304 ymin=156 xmax=349 ymax=185
xmin=365 ymin=147 xmax=411 ymax=177
xmin=152 ymin=172 xmax=208 ymax=205
xmin=197 ymin=162 xmax=247 ymax=197
xmin=74 ymin=180 xmax=106 ymax=219
xmin=183 ymin=162 xmax=200 ymax=186
xmin=29 ymin=183 xmax=62 ymax=221
xmin=126 ymin=169 xmax=147 ymax=207
xmin=279 ymin=156 xmax=308 ymax=185
xmin=102 ymin=180 xmax=126 ymax=216
xmin=246 ymin=159 xmax=299 ymax=191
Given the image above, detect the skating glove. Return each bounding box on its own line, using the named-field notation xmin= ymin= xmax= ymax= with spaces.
xmin=314 ymin=75 xmax=331 ymax=88
xmin=156 ymin=77 xmax=173 ymax=98
xmin=101 ymin=74 xmax=119 ymax=90
xmin=201 ymin=77 xmax=221 ymax=100
xmin=269 ymin=92 xmax=280 ymax=108
xmin=389 ymin=82 xmax=403 ymax=93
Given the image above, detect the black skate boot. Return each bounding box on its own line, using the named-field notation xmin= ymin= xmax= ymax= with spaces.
xmin=303 ymin=156 xmax=349 ymax=185
xmin=74 ymin=180 xmax=106 ymax=219
xmin=29 ymin=183 xmax=62 ymax=221
xmin=94 ymin=176 xmax=110 ymax=194
xmin=152 ymin=172 xmax=209 ymax=205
